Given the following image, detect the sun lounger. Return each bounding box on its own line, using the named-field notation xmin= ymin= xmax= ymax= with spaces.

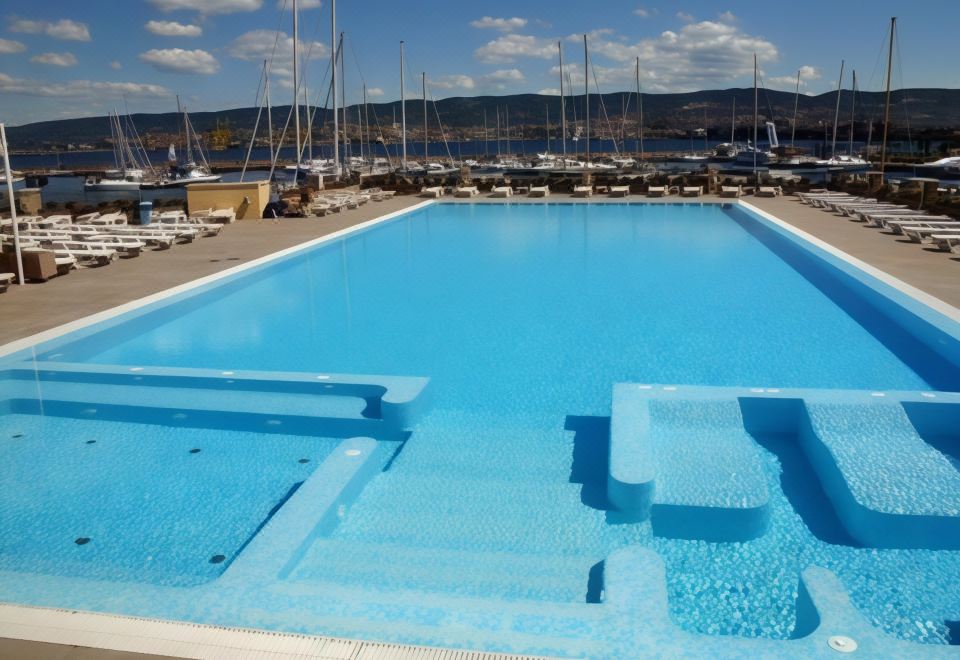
xmin=646 ymin=185 xmax=667 ymax=197
xmin=157 ymin=220 xmax=222 ymax=237
xmin=420 ymin=186 xmax=444 ymax=198
xmin=681 ymin=186 xmax=703 ymax=197
xmin=85 ymin=211 xmax=128 ymax=225
xmin=50 ymin=242 xmax=118 ymax=267
xmin=34 ymin=214 xmax=72 ymax=229
xmin=755 ymin=186 xmax=783 ymax=197
xmin=455 ymin=186 xmax=479 ymax=198
xmin=490 ymin=186 xmax=513 ymax=197
xmin=931 ymin=234 xmax=960 ymax=253
xmin=720 ymin=185 xmax=743 ymax=198
xmin=208 ymin=208 xmax=237 ymax=223
xmin=103 ymin=227 xmax=180 ymax=248
xmin=573 ymin=185 xmax=593 ymax=197
xmin=85 ymin=235 xmax=145 ymax=257
xmin=901 ymin=226 xmax=960 ymax=243
xmin=608 ymin=185 xmax=630 ymax=197
xmin=881 ymin=218 xmax=959 ymax=235
xmin=0 ymin=272 xmax=14 ymax=293
xmin=858 ymin=210 xmax=948 ymax=225
xmin=529 ymin=185 xmax=550 ymax=197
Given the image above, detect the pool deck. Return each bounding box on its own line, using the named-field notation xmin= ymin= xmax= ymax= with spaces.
xmin=1 ymin=192 xmax=958 ymax=348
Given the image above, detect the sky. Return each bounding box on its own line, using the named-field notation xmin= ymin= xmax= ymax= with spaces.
xmin=1 ymin=0 xmax=957 ymax=126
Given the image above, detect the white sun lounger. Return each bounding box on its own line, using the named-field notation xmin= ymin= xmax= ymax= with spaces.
xmin=901 ymin=226 xmax=960 ymax=243
xmin=529 ymin=185 xmax=550 ymax=197
xmin=931 ymin=234 xmax=960 ymax=253
xmin=646 ymin=185 xmax=668 ymax=197
xmin=455 ymin=186 xmax=479 ymax=198
xmin=0 ymin=272 xmax=15 ymax=292
xmin=490 ymin=186 xmax=513 ymax=197
xmin=86 ymin=235 xmax=145 ymax=257
xmin=608 ymin=185 xmax=630 ymax=197
xmin=573 ymin=185 xmax=593 ymax=197
xmin=50 ymin=242 xmax=118 ymax=267
xmin=420 ymin=186 xmax=444 ymax=198
xmin=157 ymin=220 xmax=222 ymax=237
xmin=755 ymin=186 xmax=783 ymax=197
xmin=882 ymin=219 xmax=959 ymax=235
xmin=720 ymin=185 xmax=743 ymax=198
xmin=681 ymin=186 xmax=703 ymax=197
xmin=858 ymin=210 xmax=947 ymax=225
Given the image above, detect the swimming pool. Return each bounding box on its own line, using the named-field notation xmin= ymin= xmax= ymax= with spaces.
xmin=1 ymin=201 xmax=958 ymax=657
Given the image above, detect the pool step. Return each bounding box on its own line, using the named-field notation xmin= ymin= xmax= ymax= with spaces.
xmin=608 ymin=385 xmax=770 ymax=541
xmin=289 ymin=539 xmax=596 ymax=603
xmin=1 ymin=361 xmax=430 ymax=440
xmin=331 ymin=473 xmax=619 ymax=556
xmin=800 ymin=400 xmax=960 ymax=549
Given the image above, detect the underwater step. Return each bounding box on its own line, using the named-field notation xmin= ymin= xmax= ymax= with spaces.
xmin=289 ymin=539 xmax=597 ymax=603
xmin=609 ymin=385 xmax=770 ymax=541
xmin=331 ymin=473 xmax=619 ymax=555
xmin=800 ymin=400 xmax=960 ymax=549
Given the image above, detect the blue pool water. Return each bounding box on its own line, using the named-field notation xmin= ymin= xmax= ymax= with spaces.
xmin=2 ymin=202 xmax=959 ymax=654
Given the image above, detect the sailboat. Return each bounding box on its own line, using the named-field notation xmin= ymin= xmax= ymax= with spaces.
xmin=814 ymin=63 xmax=870 ymax=172
xmin=84 ymin=111 xmax=154 ymax=191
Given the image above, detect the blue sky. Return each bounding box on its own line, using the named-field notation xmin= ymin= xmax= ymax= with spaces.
xmin=0 ymin=0 xmax=956 ymax=126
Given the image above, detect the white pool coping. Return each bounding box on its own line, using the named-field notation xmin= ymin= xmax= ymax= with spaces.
xmin=0 ymin=602 xmax=548 ymax=659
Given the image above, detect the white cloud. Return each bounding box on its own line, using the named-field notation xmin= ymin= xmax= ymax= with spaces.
xmin=718 ymin=11 xmax=737 ymax=22
xmin=0 ymin=38 xmax=26 ymax=54
xmin=366 ymin=87 xmax=384 ymax=97
xmin=30 ymin=51 xmax=78 ymax=67
xmin=110 ymin=60 xmax=122 ymax=70
xmin=429 ymin=74 xmax=476 ymax=91
xmin=139 ymin=48 xmax=220 ymax=74
xmin=633 ymin=7 xmax=651 ymax=18
xmin=482 ymin=68 xmax=525 ymax=83
xmin=0 ymin=73 xmax=169 ymax=98
xmin=550 ymin=20 xmax=778 ymax=92
xmin=278 ymin=0 xmax=321 ymax=8
xmin=470 ymin=16 xmax=527 ymax=32
xmin=9 ymin=17 xmax=91 ymax=41
xmin=148 ymin=0 xmax=262 ymax=14
xmin=145 ymin=20 xmax=202 ymax=37
xmin=676 ymin=11 xmax=695 ymax=22
xmin=228 ymin=29 xmax=328 ymax=86
xmin=769 ymin=65 xmax=821 ymax=89
xmin=474 ymin=34 xmax=555 ymax=64
xmin=538 ymin=87 xmax=561 ymax=95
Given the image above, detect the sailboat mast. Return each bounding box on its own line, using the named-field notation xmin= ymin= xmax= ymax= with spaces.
xmin=831 ymin=60 xmax=845 ymax=159
xmin=496 ymin=107 xmax=501 ymax=157
xmin=636 ymin=56 xmax=643 ymax=161
xmin=791 ymin=69 xmax=800 ymax=147
xmin=880 ymin=17 xmax=896 ymax=174
xmin=545 ymin=104 xmax=550 ymax=153
xmin=731 ymin=97 xmax=736 ymax=144
xmin=363 ymin=83 xmax=369 ymax=170
xmin=292 ymin=0 xmax=300 ymax=162
xmin=331 ymin=0 xmax=338 ymax=174
xmin=584 ymin=34 xmax=590 ymax=162
xmin=340 ymin=32 xmax=347 ymax=163
xmin=400 ymin=41 xmax=406 ymax=168
xmin=422 ymin=72 xmax=428 ymax=164
xmin=848 ymin=70 xmax=857 ymax=155
xmin=304 ymin=78 xmax=311 ymax=161
xmin=483 ymin=107 xmax=488 ymax=158
xmin=559 ymin=41 xmax=567 ymax=161
xmin=505 ymin=106 xmax=510 ymax=155
xmin=265 ymin=60 xmax=274 ymax=162
xmin=753 ymin=53 xmax=758 ymax=177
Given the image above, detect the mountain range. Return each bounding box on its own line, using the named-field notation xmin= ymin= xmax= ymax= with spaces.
xmin=7 ymin=87 xmax=959 ymax=149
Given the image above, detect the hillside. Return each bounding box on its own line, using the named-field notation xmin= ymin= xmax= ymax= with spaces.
xmin=7 ymin=87 xmax=960 ymax=149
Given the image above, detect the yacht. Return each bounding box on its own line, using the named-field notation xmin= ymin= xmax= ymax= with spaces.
xmin=912 ymin=156 xmax=960 ymax=179
xmin=85 ymin=111 xmax=156 ymax=191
